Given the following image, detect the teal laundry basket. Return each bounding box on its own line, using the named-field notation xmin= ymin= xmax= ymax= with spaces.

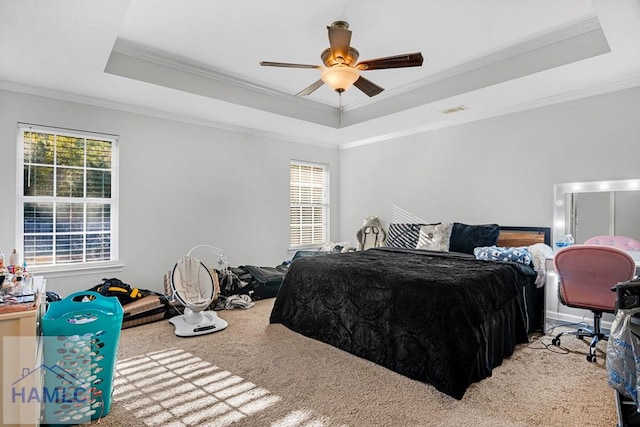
xmin=41 ymin=291 xmax=123 ymax=424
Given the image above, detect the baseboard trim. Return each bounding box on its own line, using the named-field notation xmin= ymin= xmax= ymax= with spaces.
xmin=544 ymin=310 xmax=613 ymax=333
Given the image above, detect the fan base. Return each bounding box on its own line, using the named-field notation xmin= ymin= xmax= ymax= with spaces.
xmin=169 ymin=310 xmax=228 ymax=337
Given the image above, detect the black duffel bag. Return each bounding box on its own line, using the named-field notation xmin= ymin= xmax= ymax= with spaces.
xmin=218 ymin=265 xmax=286 ymax=300
xmin=240 ymin=265 xmax=286 ymax=300
xmin=89 ymin=277 xmax=149 ymax=306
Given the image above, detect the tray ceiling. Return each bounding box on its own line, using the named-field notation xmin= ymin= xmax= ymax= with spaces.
xmin=1 ymin=0 xmax=639 ymax=147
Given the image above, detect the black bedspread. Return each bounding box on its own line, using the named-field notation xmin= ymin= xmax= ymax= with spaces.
xmin=269 ymin=247 xmax=535 ymax=399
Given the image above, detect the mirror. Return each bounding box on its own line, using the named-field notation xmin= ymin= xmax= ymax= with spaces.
xmin=553 ymin=179 xmax=640 ymax=246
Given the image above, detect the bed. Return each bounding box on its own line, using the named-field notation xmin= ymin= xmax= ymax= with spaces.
xmin=269 ymin=224 xmax=550 ymax=400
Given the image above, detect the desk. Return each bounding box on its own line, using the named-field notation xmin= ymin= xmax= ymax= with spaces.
xmin=0 ymin=276 xmax=46 ymax=427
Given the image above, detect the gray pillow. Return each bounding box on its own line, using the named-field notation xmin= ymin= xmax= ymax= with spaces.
xmin=416 ymin=223 xmax=453 ymax=252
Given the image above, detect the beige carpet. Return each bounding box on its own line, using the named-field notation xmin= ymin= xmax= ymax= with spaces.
xmin=93 ymin=299 xmax=619 ymax=427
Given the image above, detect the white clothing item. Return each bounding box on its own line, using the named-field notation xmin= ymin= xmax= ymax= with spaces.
xmin=528 ymin=243 xmax=554 ymax=288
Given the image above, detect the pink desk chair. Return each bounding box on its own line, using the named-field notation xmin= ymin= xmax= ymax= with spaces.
xmin=552 ymin=244 xmax=636 ymax=362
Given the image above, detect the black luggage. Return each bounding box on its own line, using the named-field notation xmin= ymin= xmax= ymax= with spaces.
xmin=240 ymin=265 xmax=285 ymax=300
xmin=218 ymin=265 xmax=286 ymax=300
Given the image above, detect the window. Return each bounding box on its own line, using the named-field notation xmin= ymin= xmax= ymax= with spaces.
xmin=289 ymin=161 xmax=329 ymax=248
xmin=17 ymin=125 xmax=118 ymax=268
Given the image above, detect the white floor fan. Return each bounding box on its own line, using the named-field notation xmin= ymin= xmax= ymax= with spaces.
xmin=168 ymin=245 xmax=229 ymax=337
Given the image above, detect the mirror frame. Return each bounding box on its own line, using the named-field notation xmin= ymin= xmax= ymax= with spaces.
xmin=553 ymin=178 xmax=640 ymax=245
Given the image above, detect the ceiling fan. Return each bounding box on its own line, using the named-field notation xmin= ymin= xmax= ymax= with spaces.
xmin=260 ymin=21 xmax=423 ymax=97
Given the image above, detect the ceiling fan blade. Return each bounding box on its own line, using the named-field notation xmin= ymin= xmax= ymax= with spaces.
xmin=296 ymin=79 xmax=325 ymax=96
xmin=260 ymin=61 xmax=322 ymax=69
xmin=353 ymin=76 xmax=384 ymax=97
xmin=356 ymin=52 xmax=424 ymax=70
xmin=327 ymin=21 xmax=352 ymax=62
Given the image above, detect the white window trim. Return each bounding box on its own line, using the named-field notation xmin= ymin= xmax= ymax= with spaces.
xmin=15 ymin=123 xmax=120 ymax=273
xmin=31 ymin=262 xmax=125 ymax=279
xmin=289 ymin=159 xmax=330 ymax=250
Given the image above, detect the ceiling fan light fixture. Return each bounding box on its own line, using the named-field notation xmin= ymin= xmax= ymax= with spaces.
xmin=260 ymin=21 xmax=423 ymax=98
xmin=321 ymin=65 xmax=360 ymax=93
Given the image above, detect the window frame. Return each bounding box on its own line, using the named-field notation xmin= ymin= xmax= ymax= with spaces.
xmin=15 ymin=124 xmax=120 ymax=274
xmin=289 ymin=160 xmax=330 ymax=250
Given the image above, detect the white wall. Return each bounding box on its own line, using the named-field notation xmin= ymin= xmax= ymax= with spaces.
xmin=339 ymin=87 xmax=640 ymax=239
xmin=2 ymin=86 xmax=639 ymax=313
xmin=0 ymin=89 xmax=340 ymax=296
xmin=339 ymin=86 xmax=640 ymax=326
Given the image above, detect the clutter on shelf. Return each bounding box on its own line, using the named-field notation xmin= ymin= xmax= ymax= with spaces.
xmin=0 ymin=248 xmax=33 ymax=304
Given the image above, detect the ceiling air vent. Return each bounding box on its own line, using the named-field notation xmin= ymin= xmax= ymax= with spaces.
xmin=440 ymin=105 xmax=469 ymax=114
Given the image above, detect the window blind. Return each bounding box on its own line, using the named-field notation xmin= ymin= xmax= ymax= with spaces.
xmin=289 ymin=161 xmax=329 ymax=247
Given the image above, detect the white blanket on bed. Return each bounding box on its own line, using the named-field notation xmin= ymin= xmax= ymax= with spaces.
xmin=528 ymin=243 xmax=554 ymax=288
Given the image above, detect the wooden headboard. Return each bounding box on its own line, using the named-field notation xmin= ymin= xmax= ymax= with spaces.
xmin=497 ymin=226 xmax=551 ymax=247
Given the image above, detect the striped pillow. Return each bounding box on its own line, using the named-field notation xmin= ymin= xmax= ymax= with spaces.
xmin=385 ymin=223 xmax=426 ymax=249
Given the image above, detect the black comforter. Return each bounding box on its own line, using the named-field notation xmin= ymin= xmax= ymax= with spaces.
xmin=269 ymin=247 xmax=536 ymax=399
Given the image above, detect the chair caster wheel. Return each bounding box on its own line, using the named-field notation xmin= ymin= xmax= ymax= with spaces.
xmin=587 ymin=354 xmax=596 ymax=362
xmin=552 ymin=338 xmax=560 ymax=346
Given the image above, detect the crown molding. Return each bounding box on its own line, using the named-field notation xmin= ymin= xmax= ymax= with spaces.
xmin=3 ymin=74 xmax=637 ymax=152
xmin=339 ymin=76 xmax=640 ymax=150
xmin=111 ymin=39 xmax=335 ymax=115
xmin=342 ymin=16 xmax=603 ymax=112
xmin=0 ymin=80 xmax=338 ymax=149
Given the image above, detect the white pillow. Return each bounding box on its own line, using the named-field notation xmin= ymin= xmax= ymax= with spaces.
xmin=416 ymin=223 xmax=453 ymax=252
